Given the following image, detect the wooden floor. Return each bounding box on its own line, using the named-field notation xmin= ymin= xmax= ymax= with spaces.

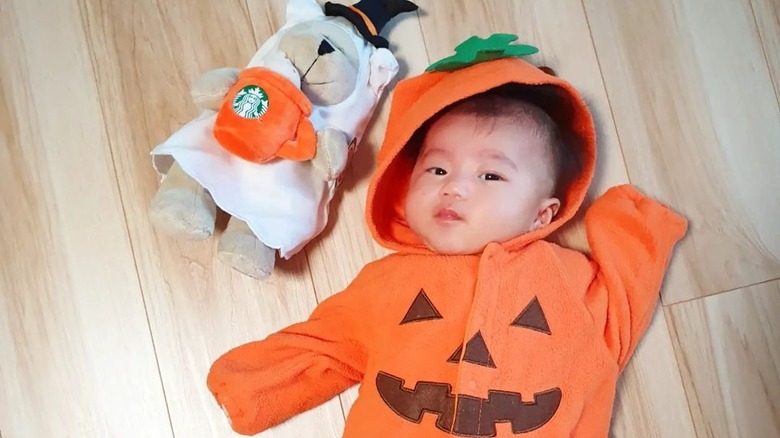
xmin=1 ymin=0 xmax=778 ymax=436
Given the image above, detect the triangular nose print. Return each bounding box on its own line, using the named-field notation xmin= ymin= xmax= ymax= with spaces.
xmin=511 ymin=296 xmax=551 ymax=335
xmin=447 ymin=331 xmax=496 ymax=368
xmin=400 ymin=289 xmax=443 ymax=324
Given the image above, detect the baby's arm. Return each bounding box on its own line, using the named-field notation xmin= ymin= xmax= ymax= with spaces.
xmin=584 ymin=184 xmax=687 ymax=369
xmin=206 ymin=262 xmax=379 ymax=435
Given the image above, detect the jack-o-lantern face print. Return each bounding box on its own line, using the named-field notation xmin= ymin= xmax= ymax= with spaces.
xmin=376 ymin=290 xmax=562 ymax=437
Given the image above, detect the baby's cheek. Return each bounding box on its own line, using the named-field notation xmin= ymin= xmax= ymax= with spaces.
xmin=481 ymin=198 xmax=534 ymax=236
xmin=404 ymin=190 xmax=422 ymax=218
xmin=404 ymin=190 xmax=431 ymax=234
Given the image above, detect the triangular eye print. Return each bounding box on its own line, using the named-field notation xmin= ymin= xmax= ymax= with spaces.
xmin=400 ymin=289 xmax=443 ymax=325
xmin=511 ymin=296 xmax=551 ymax=335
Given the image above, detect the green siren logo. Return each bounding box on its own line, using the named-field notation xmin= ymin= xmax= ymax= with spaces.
xmin=232 ymin=85 xmax=269 ymax=119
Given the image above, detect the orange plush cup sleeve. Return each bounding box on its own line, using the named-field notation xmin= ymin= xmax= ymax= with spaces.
xmin=213 ymin=67 xmax=317 ymax=163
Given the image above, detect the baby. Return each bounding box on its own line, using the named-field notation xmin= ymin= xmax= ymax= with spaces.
xmin=207 ymin=54 xmax=688 ymax=437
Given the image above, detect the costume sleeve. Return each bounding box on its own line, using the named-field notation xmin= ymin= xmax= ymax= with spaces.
xmin=206 ymin=262 xmax=380 ymax=435
xmin=585 ymin=184 xmax=687 ymax=369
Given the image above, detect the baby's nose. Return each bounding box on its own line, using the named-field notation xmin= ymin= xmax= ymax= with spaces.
xmin=442 ymin=178 xmax=470 ymax=198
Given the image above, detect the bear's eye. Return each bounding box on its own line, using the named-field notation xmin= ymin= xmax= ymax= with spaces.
xmin=323 ymin=37 xmax=345 ymax=54
xmin=400 ymin=289 xmax=443 ymax=324
xmin=511 ymin=296 xmax=551 ymax=334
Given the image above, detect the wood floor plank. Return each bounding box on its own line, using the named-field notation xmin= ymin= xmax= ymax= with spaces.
xmin=667 ymin=280 xmax=780 ymax=438
xmin=584 ymin=0 xmax=780 ymax=303
xmin=78 ymin=0 xmax=343 ymax=436
xmin=751 ymin=0 xmax=780 ymax=105
xmin=610 ymin=307 xmax=697 ymax=437
xmin=0 ymin=0 xmax=172 ymax=436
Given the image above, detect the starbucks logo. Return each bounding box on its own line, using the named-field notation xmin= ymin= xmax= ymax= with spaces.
xmin=232 ymin=85 xmax=269 ymax=119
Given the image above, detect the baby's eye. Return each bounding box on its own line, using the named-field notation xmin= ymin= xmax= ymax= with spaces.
xmin=426 ymin=167 xmax=447 ymax=176
xmin=480 ymin=172 xmax=504 ymax=181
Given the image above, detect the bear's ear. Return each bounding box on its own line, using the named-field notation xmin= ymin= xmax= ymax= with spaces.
xmin=369 ymin=48 xmax=399 ymax=96
xmin=286 ymin=0 xmax=325 ymax=23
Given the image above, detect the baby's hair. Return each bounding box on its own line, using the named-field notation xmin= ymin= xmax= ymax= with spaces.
xmin=409 ymin=84 xmax=582 ymax=200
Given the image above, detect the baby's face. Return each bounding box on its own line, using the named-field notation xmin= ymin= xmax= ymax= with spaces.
xmin=405 ymin=112 xmax=560 ymax=255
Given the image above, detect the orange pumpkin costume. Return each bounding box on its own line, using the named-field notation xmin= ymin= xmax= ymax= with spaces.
xmin=213 ymin=67 xmax=317 ymax=163
xmin=207 ymin=53 xmax=688 ymax=436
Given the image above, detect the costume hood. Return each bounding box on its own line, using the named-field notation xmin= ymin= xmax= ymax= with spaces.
xmin=366 ymin=35 xmax=597 ymax=254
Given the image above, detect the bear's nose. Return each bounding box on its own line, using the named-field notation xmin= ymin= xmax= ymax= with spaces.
xmin=318 ymin=39 xmax=335 ymax=56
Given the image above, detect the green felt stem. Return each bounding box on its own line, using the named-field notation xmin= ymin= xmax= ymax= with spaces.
xmin=426 ymin=33 xmax=539 ymax=72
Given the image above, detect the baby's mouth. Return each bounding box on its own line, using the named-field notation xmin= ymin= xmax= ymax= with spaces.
xmin=435 ymin=208 xmax=463 ymax=222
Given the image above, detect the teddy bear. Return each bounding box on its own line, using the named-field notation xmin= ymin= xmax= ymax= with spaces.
xmin=148 ymin=0 xmax=418 ymax=279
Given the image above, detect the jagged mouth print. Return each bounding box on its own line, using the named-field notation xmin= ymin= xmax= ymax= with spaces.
xmin=376 ymin=371 xmax=561 ymax=437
